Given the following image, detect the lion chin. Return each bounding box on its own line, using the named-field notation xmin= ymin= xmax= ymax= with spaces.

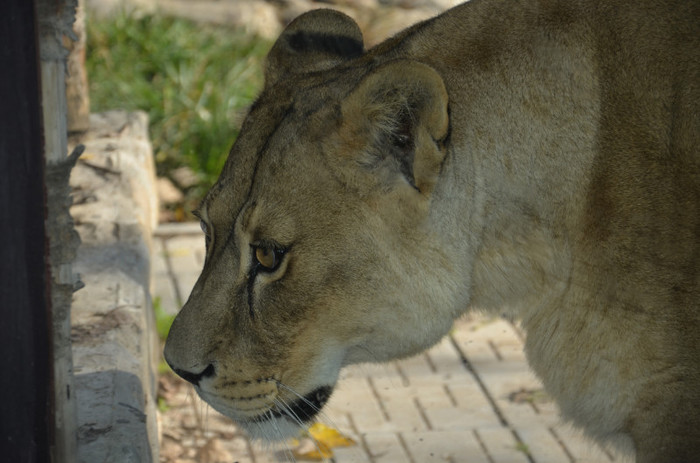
xmin=195 ymin=383 xmax=334 ymax=440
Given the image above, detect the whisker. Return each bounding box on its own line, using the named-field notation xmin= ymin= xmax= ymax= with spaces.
xmin=274 ymin=396 xmax=306 ymax=429
xmin=267 ymin=410 xmax=298 ymax=463
xmin=276 ymin=381 xmax=343 ymax=432
xmin=253 ymin=417 xmax=275 ymax=453
xmin=275 ymin=382 xmax=323 ymax=415
xmin=275 ymin=382 xmax=358 ymax=463
xmin=274 ymin=398 xmax=334 ymax=463
xmin=186 ymin=385 xmax=206 ymax=432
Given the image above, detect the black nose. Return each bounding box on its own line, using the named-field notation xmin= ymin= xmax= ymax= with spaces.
xmin=171 ymin=364 xmax=215 ymax=386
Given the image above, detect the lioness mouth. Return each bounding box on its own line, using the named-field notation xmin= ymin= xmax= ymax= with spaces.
xmin=250 ymin=386 xmax=333 ymax=424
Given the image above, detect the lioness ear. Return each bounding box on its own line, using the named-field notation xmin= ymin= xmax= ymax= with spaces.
xmin=340 ymin=60 xmax=449 ymax=195
xmin=265 ymin=9 xmax=364 ymax=88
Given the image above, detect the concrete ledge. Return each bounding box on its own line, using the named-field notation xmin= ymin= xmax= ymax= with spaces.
xmin=70 ymin=110 xmax=159 ymax=463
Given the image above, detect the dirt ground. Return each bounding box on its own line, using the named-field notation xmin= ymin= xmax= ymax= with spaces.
xmin=158 ymin=373 xmax=249 ymax=463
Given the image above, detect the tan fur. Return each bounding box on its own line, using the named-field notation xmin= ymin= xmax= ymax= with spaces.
xmin=164 ymin=0 xmax=700 ymax=460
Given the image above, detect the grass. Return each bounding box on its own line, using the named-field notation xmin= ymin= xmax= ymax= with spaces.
xmin=152 ymin=296 xmax=175 ymax=341
xmin=86 ymin=12 xmax=271 ymax=203
xmin=153 ymin=296 xmax=176 ymax=374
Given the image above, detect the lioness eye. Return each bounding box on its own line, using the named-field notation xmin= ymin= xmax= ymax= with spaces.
xmin=254 ymin=246 xmax=284 ymax=272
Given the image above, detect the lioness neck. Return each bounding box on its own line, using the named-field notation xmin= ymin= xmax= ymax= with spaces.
xmin=379 ymin=0 xmax=601 ymax=317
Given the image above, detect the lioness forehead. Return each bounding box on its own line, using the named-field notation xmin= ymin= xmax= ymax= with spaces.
xmin=200 ymin=93 xmax=295 ymax=226
xmin=200 ymin=81 xmax=349 ymax=233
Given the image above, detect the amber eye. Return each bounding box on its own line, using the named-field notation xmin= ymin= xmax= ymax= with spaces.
xmin=254 ymin=246 xmax=284 ymax=272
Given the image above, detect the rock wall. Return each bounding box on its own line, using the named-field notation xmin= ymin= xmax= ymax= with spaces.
xmin=70 ymin=110 xmax=160 ymax=463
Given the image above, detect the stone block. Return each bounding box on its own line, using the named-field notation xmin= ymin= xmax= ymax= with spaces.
xmin=70 ymin=110 xmax=159 ymax=463
xmin=402 ymin=431 xmax=490 ymax=463
xmin=475 ymin=428 xmax=531 ymax=463
xmin=363 ymin=432 xmax=410 ymax=462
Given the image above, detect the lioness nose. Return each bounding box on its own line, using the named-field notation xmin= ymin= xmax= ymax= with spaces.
xmin=170 ymin=363 xmax=215 ymax=387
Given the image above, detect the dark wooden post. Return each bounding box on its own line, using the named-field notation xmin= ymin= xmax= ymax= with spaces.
xmin=0 ymin=0 xmax=52 ymax=460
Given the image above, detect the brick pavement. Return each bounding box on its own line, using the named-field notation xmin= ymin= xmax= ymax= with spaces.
xmin=152 ymin=223 xmax=626 ymax=463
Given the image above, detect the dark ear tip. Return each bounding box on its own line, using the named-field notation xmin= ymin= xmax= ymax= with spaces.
xmin=286 ymin=29 xmax=363 ymax=59
xmin=281 ymin=9 xmax=363 ymax=59
xmin=265 ymin=9 xmax=364 ymax=87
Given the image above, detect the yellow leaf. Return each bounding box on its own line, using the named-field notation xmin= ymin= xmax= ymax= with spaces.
xmin=290 ymin=423 xmax=356 ymax=461
xmin=308 ymin=423 xmax=356 ymax=448
xmin=292 ymin=439 xmax=333 ymax=461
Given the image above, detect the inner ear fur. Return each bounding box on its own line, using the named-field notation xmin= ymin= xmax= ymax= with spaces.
xmin=340 ymin=60 xmax=449 ymax=195
xmin=265 ymin=9 xmax=364 ymax=88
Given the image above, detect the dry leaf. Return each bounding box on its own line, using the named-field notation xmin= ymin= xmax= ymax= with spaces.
xmin=308 ymin=423 xmax=356 ymax=448
xmin=292 ymin=423 xmax=356 ymax=460
xmin=291 ymin=438 xmax=333 ymax=461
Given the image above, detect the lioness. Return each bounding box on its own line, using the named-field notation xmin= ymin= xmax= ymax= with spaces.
xmin=164 ymin=0 xmax=700 ymax=460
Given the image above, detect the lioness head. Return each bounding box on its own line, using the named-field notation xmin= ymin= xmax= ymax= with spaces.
xmin=164 ymin=9 xmax=464 ymax=439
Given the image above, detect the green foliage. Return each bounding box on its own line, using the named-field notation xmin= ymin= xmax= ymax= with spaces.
xmin=86 ymin=12 xmax=270 ymax=198
xmin=158 ymin=358 xmax=174 ymax=376
xmin=152 ymin=296 xmax=176 ymax=341
xmin=157 ymin=396 xmax=171 ymax=413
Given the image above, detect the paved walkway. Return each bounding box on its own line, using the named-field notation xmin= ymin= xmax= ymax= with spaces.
xmin=152 ymin=223 xmax=625 ymax=463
